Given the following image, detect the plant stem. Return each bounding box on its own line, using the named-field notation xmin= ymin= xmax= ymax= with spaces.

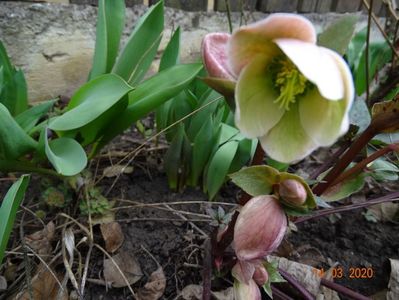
xmin=365 ymin=0 xmax=373 ymax=104
xmin=0 ymin=160 xmax=61 ymax=177
xmin=330 ymin=143 xmax=399 ymax=187
xmin=295 ymin=191 xmax=399 ymax=224
xmin=278 ymin=268 xmax=315 ymax=300
xmin=224 ymin=0 xmax=233 ymax=33
xmin=320 ymin=278 xmax=371 ymax=300
xmin=202 ymin=238 xmax=212 ymax=300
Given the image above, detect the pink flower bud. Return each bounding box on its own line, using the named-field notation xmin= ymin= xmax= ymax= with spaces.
xmin=234 ymin=195 xmax=287 ymax=261
xmin=253 ymin=263 xmax=269 ymax=286
xmin=234 ymin=279 xmax=261 ymax=300
xmin=202 ymin=33 xmax=236 ymax=80
xmin=279 ymin=179 xmax=307 ymax=206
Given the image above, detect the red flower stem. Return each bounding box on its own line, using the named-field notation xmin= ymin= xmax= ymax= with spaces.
xmin=309 ymin=141 xmax=351 ymax=180
xmin=278 ymin=268 xmax=315 ymax=300
xmin=295 ymin=191 xmax=399 ymax=224
xmin=320 ymin=278 xmax=371 ymax=300
xmin=330 ymin=143 xmax=399 ymax=187
xmin=313 ymin=110 xmax=399 ymax=196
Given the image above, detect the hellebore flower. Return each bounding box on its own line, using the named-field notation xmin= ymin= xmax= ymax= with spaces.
xmin=234 ymin=195 xmax=287 ymax=261
xmin=202 ymin=14 xmax=354 ymax=163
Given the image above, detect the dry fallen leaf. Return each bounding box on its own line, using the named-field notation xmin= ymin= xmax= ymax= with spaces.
xmin=25 ymin=221 xmax=55 ymax=256
xmin=103 ymin=250 xmax=143 ymax=288
xmin=103 ymin=165 xmax=134 ymax=178
xmin=180 ymin=285 xmax=233 ymax=300
xmin=0 ymin=276 xmax=7 ymax=291
xmin=13 ymin=264 xmax=68 ymax=300
xmin=137 ymin=267 xmax=166 ymax=300
xmin=368 ymin=203 xmax=399 ymax=222
xmin=212 ymin=287 xmax=234 ymax=300
xmin=387 ymin=259 xmax=399 ymax=300
xmin=100 ymin=221 xmax=124 ymax=253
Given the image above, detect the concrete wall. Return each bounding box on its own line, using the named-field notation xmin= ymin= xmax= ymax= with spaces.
xmin=0 ymin=2 xmax=372 ymax=102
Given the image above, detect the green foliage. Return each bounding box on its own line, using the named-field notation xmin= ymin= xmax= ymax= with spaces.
xmin=0 ymin=41 xmax=28 ymax=116
xmin=346 ymin=28 xmax=393 ymax=96
xmin=318 ymin=15 xmax=358 ymax=56
xmin=79 ymin=188 xmax=111 ymax=216
xmin=0 ymin=175 xmax=30 ymax=265
xmin=156 ymin=30 xmax=255 ymax=199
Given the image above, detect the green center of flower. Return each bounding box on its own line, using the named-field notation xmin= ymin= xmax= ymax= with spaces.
xmin=271 ymin=57 xmax=308 ymax=111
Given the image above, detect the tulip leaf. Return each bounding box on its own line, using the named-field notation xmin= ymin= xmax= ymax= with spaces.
xmin=45 ymin=133 xmax=87 ymax=176
xmin=156 ymin=27 xmax=181 ymax=131
xmin=318 ymin=15 xmax=358 ymax=56
xmin=0 ymin=103 xmax=37 ymax=159
xmin=15 ymin=99 xmax=56 ymax=133
xmin=89 ymin=0 xmax=125 ymax=80
xmin=229 ymin=165 xmax=280 ymax=196
xmin=322 ymin=174 xmax=366 ymax=202
xmin=93 ymin=63 xmax=203 ymax=153
xmin=189 ymin=116 xmax=216 ymax=186
xmin=49 ymin=74 xmax=133 ymax=131
xmin=206 ymin=140 xmax=239 ymax=200
xmin=355 ymin=40 xmax=392 ymax=96
xmin=112 ymin=1 xmax=164 ymax=85
xmin=0 ymin=41 xmax=28 ymax=116
xmin=0 ymin=175 xmax=30 ymax=265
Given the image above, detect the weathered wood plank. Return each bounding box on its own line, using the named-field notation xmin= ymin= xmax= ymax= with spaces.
xmin=298 ymin=0 xmax=317 ymax=12
xmin=335 ymin=0 xmax=361 ymax=12
xmin=260 ymin=0 xmax=299 ymax=12
xmin=215 ymin=0 xmax=257 ymax=11
xmin=150 ymin=0 xmax=208 ymax=10
xmin=315 ymin=0 xmax=333 ymax=12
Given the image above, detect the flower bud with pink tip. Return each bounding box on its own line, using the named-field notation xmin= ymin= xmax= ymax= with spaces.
xmin=278 ymin=178 xmax=307 ymax=206
xmin=233 ymin=195 xmax=287 ymax=261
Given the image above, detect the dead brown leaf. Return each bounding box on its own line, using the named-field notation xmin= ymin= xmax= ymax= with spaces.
xmin=0 ymin=276 xmax=7 ymax=292
xmin=137 ymin=267 xmax=166 ymax=300
xmin=388 ymin=259 xmax=399 ymax=300
xmin=100 ymin=221 xmax=124 ymax=253
xmin=103 ymin=165 xmax=134 ymax=178
xmin=368 ymin=203 xmax=399 ymax=222
xmin=13 ymin=264 xmax=67 ymax=300
xmin=25 ymin=221 xmax=55 ymax=256
xmin=103 ymin=250 xmax=143 ymax=288
xmin=181 ymin=284 xmax=202 ymax=299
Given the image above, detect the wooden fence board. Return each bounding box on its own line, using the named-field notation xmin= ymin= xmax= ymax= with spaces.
xmin=315 ymin=0 xmax=333 ymax=12
xmin=335 ymin=0 xmax=361 ymax=12
xmin=151 ymin=0 xmax=208 ymax=10
xmin=298 ymin=0 xmax=317 ymax=12
xmin=215 ymin=0 xmax=257 ymax=11
xmin=260 ymin=0 xmax=298 ymax=12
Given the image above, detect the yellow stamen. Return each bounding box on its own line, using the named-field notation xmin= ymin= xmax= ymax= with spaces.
xmin=272 ymin=57 xmax=307 ymax=110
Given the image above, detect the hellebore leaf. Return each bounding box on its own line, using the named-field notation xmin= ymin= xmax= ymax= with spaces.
xmin=89 ymin=0 xmax=125 ymax=80
xmin=229 ymin=165 xmax=280 ymax=196
xmin=322 ymin=173 xmax=366 ymax=202
xmin=206 ymin=140 xmax=239 ymax=200
xmin=93 ymin=63 xmax=203 ymax=154
xmin=49 ymin=74 xmax=133 ymax=131
xmin=15 ymin=100 xmax=56 ymax=133
xmin=318 ymin=15 xmax=358 ymax=56
xmin=0 ymin=103 xmax=37 ymax=160
xmin=112 ymin=1 xmax=164 ymax=85
xmin=349 ymin=99 xmax=371 ymax=133
xmin=44 ymin=133 xmax=87 ymax=176
xmin=0 ymin=175 xmax=30 ymax=265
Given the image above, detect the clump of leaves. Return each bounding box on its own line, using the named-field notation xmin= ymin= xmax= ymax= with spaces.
xmin=79 ymin=188 xmax=111 ymax=216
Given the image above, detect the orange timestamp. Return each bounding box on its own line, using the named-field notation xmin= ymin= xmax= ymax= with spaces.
xmin=312 ymin=266 xmax=375 ymax=279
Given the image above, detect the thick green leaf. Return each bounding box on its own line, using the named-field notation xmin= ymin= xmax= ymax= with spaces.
xmin=94 ymin=63 xmax=202 ymax=153
xmin=0 ymin=103 xmax=37 ymax=159
xmin=189 ymin=116 xmax=216 ymax=186
xmin=349 ymin=99 xmax=371 ymax=133
xmin=229 ymin=165 xmax=280 ymax=196
xmin=347 ymin=28 xmax=367 ymax=70
xmin=0 ymin=42 xmax=28 ymax=116
xmin=45 ymin=134 xmax=87 ymax=176
xmin=355 ymin=41 xmax=392 ymax=95
xmin=318 ymin=15 xmax=358 ymax=56
xmin=0 ymin=175 xmax=30 ymax=265
xmin=49 ymin=74 xmax=133 ymax=131
xmin=15 ymin=100 xmax=56 ymax=133
xmin=322 ymin=174 xmax=366 ymax=202
xmin=112 ymin=1 xmax=164 ymax=85
xmin=156 ymin=27 xmax=182 ymax=131
xmin=89 ymin=0 xmax=125 ymax=80
xmin=206 ymin=140 xmax=239 ymax=200
xmin=159 ymin=27 xmax=181 ymax=72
